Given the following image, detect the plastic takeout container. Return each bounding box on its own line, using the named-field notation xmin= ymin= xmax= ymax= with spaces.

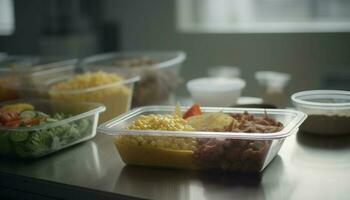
xmin=48 ymin=73 xmax=139 ymax=123
xmin=187 ymin=77 xmax=246 ymax=107
xmin=0 ymin=59 xmax=77 ymax=101
xmin=0 ymin=56 xmax=39 ymax=69
xmin=0 ymin=99 xmax=105 ymax=158
xmin=0 ymin=56 xmax=39 ymax=101
xmin=80 ymin=51 xmax=186 ymax=106
xmin=208 ymin=66 xmax=241 ymax=78
xmin=291 ymin=90 xmax=350 ymax=134
xmin=98 ymin=106 xmax=307 ymax=172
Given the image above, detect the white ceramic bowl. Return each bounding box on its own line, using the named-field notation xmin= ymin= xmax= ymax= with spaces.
xmin=186 ymin=77 xmax=246 ymax=106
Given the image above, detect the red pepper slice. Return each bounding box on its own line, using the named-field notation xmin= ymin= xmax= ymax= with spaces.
xmin=183 ymin=104 xmax=202 ymax=119
xmin=0 ymin=111 xmax=20 ymax=124
xmin=23 ymin=118 xmax=41 ymax=126
xmin=4 ymin=119 xmax=22 ymax=128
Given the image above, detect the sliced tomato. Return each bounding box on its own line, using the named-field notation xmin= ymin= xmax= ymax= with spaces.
xmin=0 ymin=111 xmax=20 ymax=124
xmin=23 ymin=118 xmax=41 ymax=126
xmin=183 ymin=104 xmax=202 ymax=119
xmin=4 ymin=119 xmax=22 ymax=128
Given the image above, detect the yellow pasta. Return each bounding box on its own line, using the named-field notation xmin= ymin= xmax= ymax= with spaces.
xmin=49 ymin=71 xmax=131 ymax=122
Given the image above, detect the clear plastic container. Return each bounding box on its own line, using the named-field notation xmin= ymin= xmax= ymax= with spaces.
xmin=255 ymin=71 xmax=291 ymax=107
xmin=0 ymin=56 xmax=39 ymax=101
xmin=0 ymin=99 xmax=105 ymax=158
xmin=48 ymin=74 xmax=139 ymax=123
xmin=187 ymin=77 xmax=246 ymax=106
xmin=0 ymin=56 xmax=40 ymax=69
xmin=79 ymin=51 xmax=186 ymax=106
xmin=0 ymin=59 xmax=77 ymax=101
xmin=208 ymin=66 xmax=241 ymax=78
xmin=98 ymin=106 xmax=307 ymax=172
xmin=291 ymin=90 xmax=350 ymax=134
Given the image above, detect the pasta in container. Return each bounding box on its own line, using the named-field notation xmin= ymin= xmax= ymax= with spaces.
xmin=49 ymin=71 xmax=139 ymax=122
xmin=79 ymin=51 xmax=186 ymax=106
xmin=0 ymin=59 xmax=77 ymax=100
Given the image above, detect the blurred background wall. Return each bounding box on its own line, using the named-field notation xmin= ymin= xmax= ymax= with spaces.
xmin=1 ymin=0 xmax=349 ymax=98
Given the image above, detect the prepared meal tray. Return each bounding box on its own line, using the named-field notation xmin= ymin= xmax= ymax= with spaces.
xmin=0 ymin=56 xmax=39 ymax=69
xmin=98 ymin=105 xmax=306 ymax=172
xmin=0 ymin=59 xmax=77 ymax=101
xmin=0 ymin=56 xmax=38 ymax=101
xmin=48 ymin=71 xmax=139 ymax=123
xmin=79 ymin=51 xmax=186 ymax=106
xmin=0 ymin=100 xmax=105 ymax=158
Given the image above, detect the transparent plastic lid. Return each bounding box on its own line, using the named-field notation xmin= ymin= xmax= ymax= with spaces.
xmin=98 ymin=106 xmax=307 ymax=140
xmin=80 ymin=51 xmax=186 ymax=70
xmin=291 ymin=90 xmax=350 ymax=109
xmin=0 ymin=99 xmax=105 ymax=132
xmin=48 ymin=75 xmax=140 ymax=94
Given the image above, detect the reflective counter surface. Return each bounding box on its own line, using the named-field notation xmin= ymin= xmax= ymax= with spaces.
xmin=1 ymin=131 xmax=350 ymax=200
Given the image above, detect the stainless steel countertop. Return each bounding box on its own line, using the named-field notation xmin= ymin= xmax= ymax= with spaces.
xmin=1 ymin=132 xmax=350 ymax=200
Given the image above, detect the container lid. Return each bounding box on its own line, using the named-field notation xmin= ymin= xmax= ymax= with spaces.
xmin=291 ymin=90 xmax=350 ymax=109
xmin=0 ymin=56 xmax=39 ymax=73
xmin=80 ymin=51 xmax=186 ymax=70
xmin=0 ymin=99 xmax=106 ymax=131
xmin=0 ymin=57 xmax=77 ymax=75
xmin=98 ymin=106 xmax=307 ymax=140
xmin=48 ymin=75 xmax=140 ymax=94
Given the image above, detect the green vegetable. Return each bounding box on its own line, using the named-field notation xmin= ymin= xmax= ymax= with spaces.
xmin=37 ymin=111 xmax=49 ymax=118
xmin=1 ymin=110 xmax=92 ymax=158
xmin=20 ymin=110 xmax=37 ymax=119
xmin=45 ymin=118 xmax=59 ymax=123
xmin=78 ymin=119 xmax=90 ymax=133
xmin=10 ymin=132 xmax=29 ymax=142
xmin=0 ymin=133 xmax=11 ymax=154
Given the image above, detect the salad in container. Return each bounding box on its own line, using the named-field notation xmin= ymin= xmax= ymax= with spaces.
xmin=0 ymin=100 xmax=105 ymax=158
xmin=0 ymin=58 xmax=77 ymax=101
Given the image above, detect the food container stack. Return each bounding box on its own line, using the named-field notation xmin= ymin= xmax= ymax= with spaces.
xmin=98 ymin=105 xmax=306 ymax=172
xmin=79 ymin=51 xmax=186 ymax=106
xmin=0 ymin=54 xmax=142 ymax=157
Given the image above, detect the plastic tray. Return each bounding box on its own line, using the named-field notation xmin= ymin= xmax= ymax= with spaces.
xmin=0 ymin=59 xmax=77 ymax=101
xmin=0 ymin=56 xmax=39 ymax=70
xmin=0 ymin=99 xmax=105 ymax=158
xmin=292 ymin=90 xmax=350 ymax=134
xmin=98 ymin=106 xmax=307 ymax=172
xmin=0 ymin=56 xmax=39 ymax=101
xmin=79 ymin=51 xmax=186 ymax=106
xmin=48 ymin=74 xmax=139 ymax=123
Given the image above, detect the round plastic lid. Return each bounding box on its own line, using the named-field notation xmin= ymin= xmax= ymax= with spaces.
xmin=291 ymin=90 xmax=350 ymax=108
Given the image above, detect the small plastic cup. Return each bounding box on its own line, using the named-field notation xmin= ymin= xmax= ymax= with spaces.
xmin=208 ymin=66 xmax=241 ymax=78
xmin=187 ymin=77 xmax=246 ymax=106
